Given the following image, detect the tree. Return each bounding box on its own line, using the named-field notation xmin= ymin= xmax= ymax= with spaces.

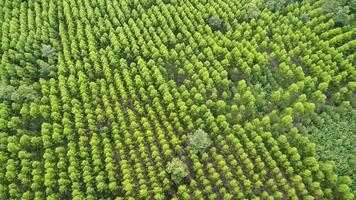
xmin=38 ymin=60 xmax=57 ymax=79
xmin=300 ymin=13 xmax=310 ymax=23
xmin=208 ymin=16 xmax=223 ymax=31
xmin=41 ymin=44 xmax=57 ymax=59
xmin=348 ymin=155 xmax=356 ymax=175
xmin=348 ymin=0 xmax=356 ymax=11
xmin=10 ymin=85 xmax=38 ymax=103
xmin=188 ymin=129 xmax=212 ymax=154
xmin=323 ymin=0 xmax=341 ymax=13
xmin=166 ymin=158 xmax=188 ymax=184
xmin=333 ymin=6 xmax=351 ymax=25
xmin=267 ymin=0 xmax=286 ymax=12
xmin=246 ymin=1 xmax=260 ymax=20
xmin=0 ymin=83 xmax=15 ymax=101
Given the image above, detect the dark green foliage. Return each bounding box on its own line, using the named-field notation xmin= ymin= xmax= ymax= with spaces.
xmin=267 ymin=0 xmax=286 ymax=12
xmin=323 ymin=0 xmax=354 ymax=26
xmin=349 ymin=0 xmax=356 ymax=11
xmin=208 ymin=16 xmax=223 ymax=31
xmin=309 ymin=108 xmax=356 ymax=190
xmin=341 ymin=0 xmax=356 ymax=11
xmin=300 ymin=12 xmax=310 ymax=23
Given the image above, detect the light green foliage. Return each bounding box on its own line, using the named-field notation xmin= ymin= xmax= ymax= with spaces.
xmin=188 ymin=129 xmax=212 ymax=154
xmin=0 ymin=0 xmax=355 ymax=199
xmin=166 ymin=158 xmax=188 ymax=184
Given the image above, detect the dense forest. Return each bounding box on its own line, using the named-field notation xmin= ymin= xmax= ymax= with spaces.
xmin=0 ymin=0 xmax=355 ymax=199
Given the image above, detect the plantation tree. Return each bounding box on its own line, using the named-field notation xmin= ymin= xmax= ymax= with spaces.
xmin=166 ymin=158 xmax=188 ymax=184
xmin=188 ymin=129 xmax=212 ymax=154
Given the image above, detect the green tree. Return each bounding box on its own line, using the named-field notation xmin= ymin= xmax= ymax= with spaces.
xmin=348 ymin=0 xmax=356 ymax=11
xmin=166 ymin=158 xmax=188 ymax=184
xmin=333 ymin=6 xmax=351 ymax=25
xmin=208 ymin=16 xmax=223 ymax=31
xmin=300 ymin=13 xmax=310 ymax=23
xmin=323 ymin=0 xmax=341 ymax=13
xmin=10 ymin=85 xmax=38 ymax=103
xmin=267 ymin=0 xmax=286 ymax=12
xmin=246 ymin=1 xmax=260 ymax=20
xmin=38 ymin=60 xmax=57 ymax=79
xmin=188 ymin=129 xmax=212 ymax=154
xmin=0 ymin=83 xmax=15 ymax=101
xmin=41 ymin=44 xmax=57 ymax=59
